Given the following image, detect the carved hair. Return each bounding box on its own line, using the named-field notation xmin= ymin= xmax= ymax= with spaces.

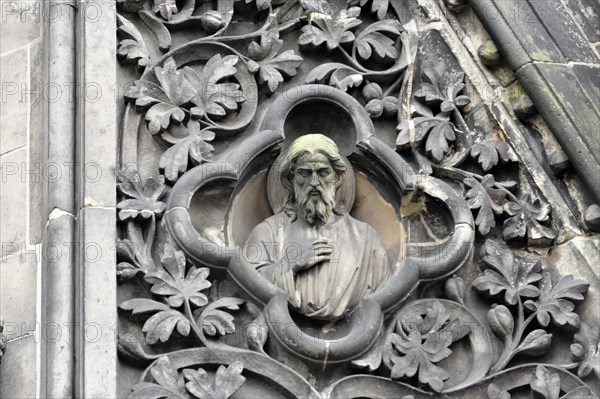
xmin=279 ymin=134 xmax=347 ymax=220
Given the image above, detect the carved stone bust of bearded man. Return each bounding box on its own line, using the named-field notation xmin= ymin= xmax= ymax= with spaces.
xmin=243 ymin=134 xmax=392 ymax=320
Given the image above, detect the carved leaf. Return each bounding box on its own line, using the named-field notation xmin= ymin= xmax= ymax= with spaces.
xmin=389 ymin=329 xmax=452 ymax=392
xmin=503 ymin=194 xmax=557 ymax=245
xmin=487 ymin=383 xmax=511 ymax=399
xmin=388 ymin=301 xmax=466 ymax=393
xmin=354 ymin=20 xmax=402 ymax=62
xmin=470 ymin=141 xmax=511 ymax=171
xmin=425 ymin=118 xmax=456 ymax=162
xmin=248 ymin=33 xmax=304 ymax=93
xmin=305 ymin=62 xmax=363 ymax=91
xmin=120 ymin=298 xmax=170 ymax=315
xmin=117 ymin=15 xmax=149 ymax=69
xmin=183 ymin=361 xmax=245 ymax=399
xmin=130 ymin=357 xmax=187 ymax=398
xmin=116 ymin=170 xmax=167 ymax=221
xmin=571 ymin=322 xmax=600 ymax=379
xmin=118 ymin=262 xmax=143 ymax=281
xmin=371 ymin=0 xmax=389 ymax=19
xmin=464 ymin=175 xmax=507 ymax=235
xmin=530 ymin=365 xmax=560 ymax=399
xmin=524 ymin=273 xmax=589 ymax=328
xmin=298 ymin=7 xmax=362 ymax=51
xmin=199 ymin=298 xmax=245 ymax=337
xmin=299 ymin=0 xmax=330 ymax=13
xmin=415 ymin=64 xmax=470 ymax=111
xmin=142 ymin=310 xmax=191 ymax=345
xmin=183 ymin=55 xmax=245 ymax=119
xmin=145 ymin=246 xmax=211 ymax=308
xmin=348 ymin=0 xmax=389 ymax=19
xmin=473 ymin=240 xmax=542 ymax=306
xmin=125 ymin=58 xmax=195 ymax=134
xmin=153 ymin=0 xmax=178 ymax=20
xmin=396 ymin=112 xmax=457 ymax=162
xmin=159 ymin=128 xmax=215 ymax=183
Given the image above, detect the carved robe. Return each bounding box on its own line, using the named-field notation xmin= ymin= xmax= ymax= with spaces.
xmin=243 ymin=212 xmax=392 ymax=319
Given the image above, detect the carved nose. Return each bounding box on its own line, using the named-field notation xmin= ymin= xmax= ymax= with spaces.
xmin=310 ymin=174 xmax=319 ymax=187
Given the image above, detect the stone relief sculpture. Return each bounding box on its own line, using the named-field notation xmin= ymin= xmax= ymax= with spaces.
xmin=114 ymin=0 xmax=599 ymax=398
xmin=242 ymin=134 xmax=392 ymax=320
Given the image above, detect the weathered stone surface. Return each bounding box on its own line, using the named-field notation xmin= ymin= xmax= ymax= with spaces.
xmin=528 ymin=0 xmax=598 ymax=63
xmin=0 ymin=147 xmax=28 ymax=246
xmin=0 ymin=0 xmax=42 ymax=54
xmin=0 ymin=334 xmax=37 ymax=398
xmin=0 ymin=251 xmax=38 ymax=341
xmin=516 ymin=62 xmax=600 ymax=201
xmin=0 ymin=47 xmax=29 ymax=154
xmin=562 ymin=0 xmax=600 ymax=42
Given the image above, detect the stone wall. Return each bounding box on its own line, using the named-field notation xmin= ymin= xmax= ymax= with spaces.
xmin=1 ymin=0 xmax=46 ymax=396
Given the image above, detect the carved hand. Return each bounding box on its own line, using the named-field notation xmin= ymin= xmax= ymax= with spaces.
xmin=285 ymin=238 xmax=334 ymax=274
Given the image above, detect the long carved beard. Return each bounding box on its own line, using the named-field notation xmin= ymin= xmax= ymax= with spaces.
xmin=295 ymin=184 xmax=336 ymax=225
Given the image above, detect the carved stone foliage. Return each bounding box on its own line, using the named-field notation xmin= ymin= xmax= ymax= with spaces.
xmin=115 ymin=0 xmax=598 ymax=397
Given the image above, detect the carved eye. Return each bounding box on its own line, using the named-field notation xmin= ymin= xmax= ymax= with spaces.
xmin=297 ymin=170 xmax=311 ymax=178
xmin=318 ymin=168 xmax=331 ymax=177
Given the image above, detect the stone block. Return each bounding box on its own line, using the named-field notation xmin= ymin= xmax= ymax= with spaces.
xmin=0 ymin=250 xmax=38 ymax=340
xmin=493 ymin=0 xmax=566 ymax=66
xmin=528 ymin=0 xmax=598 ymax=63
xmin=571 ymin=64 xmax=600 ymax=113
xmin=0 ymin=147 xmax=28 ymax=247
xmin=0 ymin=334 xmax=37 ymax=398
xmin=516 ymin=62 xmax=600 ymax=201
xmin=0 ymin=46 xmax=29 ymax=154
xmin=562 ymin=0 xmax=600 ymax=42
xmin=0 ymin=0 xmax=43 ymax=54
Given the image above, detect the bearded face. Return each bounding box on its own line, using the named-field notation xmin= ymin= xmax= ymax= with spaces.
xmin=292 ymin=153 xmax=338 ymax=225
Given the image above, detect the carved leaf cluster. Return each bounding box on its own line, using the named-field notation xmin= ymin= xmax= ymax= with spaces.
xmin=159 ymin=127 xmax=215 ymax=184
xmin=117 ymin=169 xmax=168 ymax=221
xmin=388 ymin=301 xmax=469 ymax=392
xmin=524 ymin=273 xmax=589 ymax=328
xmin=125 ymin=56 xmax=245 ymax=137
xmin=414 ymin=65 xmax=471 ymax=112
xmin=473 ymin=240 xmax=543 ymax=306
xmin=348 ymin=0 xmax=390 ymax=19
xmin=298 ymin=7 xmax=362 ymax=51
xmin=305 ymin=63 xmax=364 ymax=90
xmin=119 ymin=245 xmax=244 ymax=346
xmin=488 ymin=366 xmax=596 ymax=399
xmin=354 ymin=20 xmax=402 ymax=63
xmin=362 ymin=82 xmax=398 ymax=119
xmin=130 ymin=356 xmax=245 ymax=399
xmin=117 ymin=15 xmax=149 ymax=70
xmin=473 ymin=241 xmax=590 ymax=373
xmin=503 ymin=194 xmax=557 ymax=244
xmin=183 ymin=361 xmax=246 ymax=398
xmin=464 ymin=175 xmax=509 ymax=235
xmin=571 ymin=322 xmax=600 ymax=379
xmin=153 ymin=0 xmax=177 ymax=20
xmin=470 ymin=140 xmax=511 ymax=171
xmin=396 ymin=110 xmax=457 ymax=163
xmin=247 ymin=31 xmax=304 ymax=93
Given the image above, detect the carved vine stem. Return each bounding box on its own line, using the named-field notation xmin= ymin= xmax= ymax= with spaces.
xmin=491 ymin=296 xmax=537 ymax=373
xmin=183 ymin=299 xmax=206 ymax=346
xmin=434 ymin=165 xmax=520 ymax=203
